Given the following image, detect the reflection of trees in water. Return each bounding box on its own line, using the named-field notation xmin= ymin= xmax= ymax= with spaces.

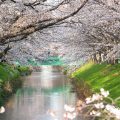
xmin=1 ymin=67 xmax=76 ymax=120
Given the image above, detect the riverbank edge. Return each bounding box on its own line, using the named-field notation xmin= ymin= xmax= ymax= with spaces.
xmin=0 ymin=62 xmax=32 ymax=106
xmin=69 ymin=61 xmax=120 ymax=105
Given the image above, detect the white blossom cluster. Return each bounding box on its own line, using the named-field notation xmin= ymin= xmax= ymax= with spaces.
xmin=85 ymin=88 xmax=120 ymax=120
xmin=0 ymin=0 xmax=119 ymax=65
xmin=89 ymin=102 xmax=120 ymax=119
xmin=64 ymin=104 xmax=77 ymax=120
xmin=85 ymin=88 xmax=109 ymax=104
xmin=48 ymin=104 xmax=77 ymax=120
xmin=48 ymin=88 xmax=120 ymax=120
xmin=0 ymin=106 xmax=5 ymax=114
xmin=106 ymin=104 xmax=120 ymax=119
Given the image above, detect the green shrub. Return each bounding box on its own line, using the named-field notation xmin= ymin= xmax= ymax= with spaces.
xmin=0 ymin=63 xmax=31 ymax=106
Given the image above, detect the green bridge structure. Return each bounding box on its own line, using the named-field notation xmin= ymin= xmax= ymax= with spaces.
xmin=15 ymin=56 xmax=64 ymax=66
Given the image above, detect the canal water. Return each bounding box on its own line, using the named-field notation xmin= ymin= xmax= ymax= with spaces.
xmin=0 ymin=66 xmax=76 ymax=120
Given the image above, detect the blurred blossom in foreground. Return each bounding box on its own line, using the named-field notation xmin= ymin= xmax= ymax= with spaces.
xmin=48 ymin=88 xmax=120 ymax=120
xmin=0 ymin=106 xmax=5 ymax=114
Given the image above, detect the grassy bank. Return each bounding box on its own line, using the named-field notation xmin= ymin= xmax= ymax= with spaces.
xmin=0 ymin=63 xmax=32 ymax=106
xmin=71 ymin=61 xmax=120 ymax=101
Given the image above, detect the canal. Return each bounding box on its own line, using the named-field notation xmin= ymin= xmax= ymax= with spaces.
xmin=0 ymin=66 xmax=77 ymax=120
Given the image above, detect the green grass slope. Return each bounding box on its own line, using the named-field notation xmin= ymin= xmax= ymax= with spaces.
xmin=71 ymin=61 xmax=120 ymax=99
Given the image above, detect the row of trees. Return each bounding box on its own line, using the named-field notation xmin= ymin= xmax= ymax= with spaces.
xmin=67 ymin=0 xmax=120 ymax=64
xmin=0 ymin=0 xmax=120 ymax=64
xmin=0 ymin=0 xmax=89 ymax=63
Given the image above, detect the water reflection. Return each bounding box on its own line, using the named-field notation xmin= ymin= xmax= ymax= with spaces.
xmin=0 ymin=66 xmax=76 ymax=120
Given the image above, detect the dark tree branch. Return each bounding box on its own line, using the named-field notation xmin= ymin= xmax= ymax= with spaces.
xmin=11 ymin=0 xmax=16 ymax=3
xmin=0 ymin=45 xmax=12 ymax=59
xmin=0 ymin=0 xmax=88 ymax=43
